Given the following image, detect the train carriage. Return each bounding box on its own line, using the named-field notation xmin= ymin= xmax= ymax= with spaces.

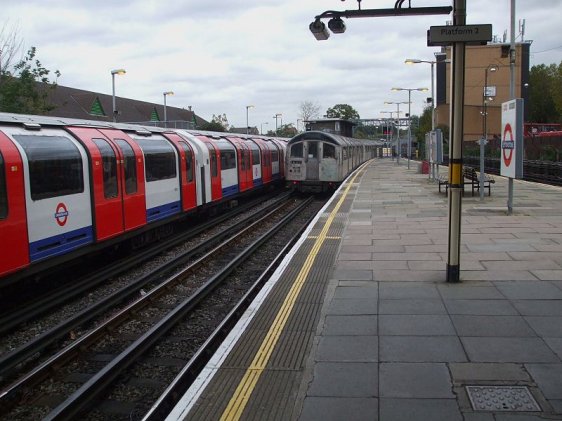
xmin=286 ymin=131 xmax=377 ymax=193
xmin=0 ymin=112 xmax=287 ymax=282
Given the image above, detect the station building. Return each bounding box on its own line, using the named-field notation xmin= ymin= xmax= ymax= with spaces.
xmin=434 ymin=41 xmax=531 ymax=143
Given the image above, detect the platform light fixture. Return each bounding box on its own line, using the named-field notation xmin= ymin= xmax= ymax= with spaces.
xmin=328 ymin=17 xmax=346 ymax=34
xmin=111 ymin=68 xmax=126 ymax=122
xmin=309 ymin=20 xmax=330 ymax=40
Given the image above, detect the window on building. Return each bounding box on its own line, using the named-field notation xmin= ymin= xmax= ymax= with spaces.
xmin=14 ymin=135 xmax=84 ymax=200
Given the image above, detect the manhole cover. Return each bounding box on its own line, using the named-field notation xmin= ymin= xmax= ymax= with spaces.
xmin=466 ymin=386 xmax=541 ymax=412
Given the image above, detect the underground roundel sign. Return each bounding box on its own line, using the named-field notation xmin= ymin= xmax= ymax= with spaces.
xmin=55 ymin=202 xmax=69 ymax=226
xmin=502 ymin=123 xmax=514 ymax=168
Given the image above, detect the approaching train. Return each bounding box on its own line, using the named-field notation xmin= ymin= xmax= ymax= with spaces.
xmin=285 ymin=131 xmax=378 ymax=192
xmin=0 ymin=113 xmax=287 ymax=282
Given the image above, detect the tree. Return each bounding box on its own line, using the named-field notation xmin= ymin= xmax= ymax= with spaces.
xmin=199 ymin=113 xmax=230 ymax=132
xmin=269 ymin=123 xmax=297 ymax=138
xmin=0 ymin=46 xmax=61 ymax=114
xmin=325 ymin=104 xmax=360 ymax=120
xmin=298 ymin=100 xmax=321 ymax=122
xmin=0 ymin=21 xmax=24 ymax=75
xmin=528 ymin=62 xmax=562 ymax=124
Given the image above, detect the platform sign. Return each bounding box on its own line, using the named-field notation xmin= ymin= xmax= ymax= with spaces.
xmin=500 ymin=99 xmax=524 ymax=179
xmin=427 ymin=24 xmax=492 ymax=46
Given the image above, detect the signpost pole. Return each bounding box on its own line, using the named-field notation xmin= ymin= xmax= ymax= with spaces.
xmin=446 ymin=0 xmax=466 ymax=283
xmin=507 ymin=0 xmax=516 ymax=215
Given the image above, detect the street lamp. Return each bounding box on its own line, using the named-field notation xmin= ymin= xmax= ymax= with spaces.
xmin=391 ymin=88 xmax=429 ymax=169
xmin=246 ymin=105 xmax=254 ymax=134
xmin=261 ymin=122 xmax=268 ymax=135
xmin=163 ymin=91 xmax=174 ymax=127
xmin=405 ymin=59 xmax=437 ymax=131
xmin=384 ymin=101 xmax=409 ymax=164
xmin=480 ymin=64 xmax=498 ymax=200
xmin=273 ymin=113 xmax=282 ymax=135
xmin=111 ymin=69 xmax=126 ymax=122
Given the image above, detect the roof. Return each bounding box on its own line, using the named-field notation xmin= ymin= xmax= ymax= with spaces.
xmin=39 ymin=83 xmax=207 ymax=127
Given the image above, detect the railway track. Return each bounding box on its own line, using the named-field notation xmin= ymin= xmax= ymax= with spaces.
xmin=0 ymin=195 xmax=324 ymax=420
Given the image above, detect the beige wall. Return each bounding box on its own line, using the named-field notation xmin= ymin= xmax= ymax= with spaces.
xmin=435 ymin=43 xmax=528 ymax=143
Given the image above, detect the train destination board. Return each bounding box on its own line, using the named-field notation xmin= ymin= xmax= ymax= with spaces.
xmin=427 ymin=24 xmax=492 ymax=46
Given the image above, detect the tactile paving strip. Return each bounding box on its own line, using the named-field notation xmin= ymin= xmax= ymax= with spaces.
xmin=466 ymin=386 xmax=541 ymax=412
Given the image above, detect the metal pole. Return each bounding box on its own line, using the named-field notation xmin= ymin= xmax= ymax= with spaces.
xmin=480 ymin=69 xmax=488 ymax=201
xmin=430 ymin=62 xmax=435 ymax=180
xmin=407 ymin=90 xmax=411 ymax=169
xmin=246 ymin=107 xmax=249 ymax=134
xmin=164 ymin=94 xmax=168 ymax=127
xmin=446 ymin=0 xmax=466 ymax=283
xmin=112 ymin=73 xmax=116 ymax=123
xmin=507 ymin=0 xmax=516 ymax=215
xmin=396 ymin=104 xmax=401 ymax=165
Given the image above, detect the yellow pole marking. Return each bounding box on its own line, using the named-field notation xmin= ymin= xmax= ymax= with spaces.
xmin=449 ymin=162 xmax=462 ymax=185
xmin=220 ymin=167 xmax=365 ymax=420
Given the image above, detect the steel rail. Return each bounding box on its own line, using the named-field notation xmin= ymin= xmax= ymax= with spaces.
xmin=42 ymin=197 xmax=314 ymax=420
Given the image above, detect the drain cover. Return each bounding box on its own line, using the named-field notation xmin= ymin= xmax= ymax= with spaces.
xmin=466 ymin=386 xmax=541 ymax=412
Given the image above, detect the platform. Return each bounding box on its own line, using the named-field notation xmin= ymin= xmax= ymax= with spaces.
xmin=166 ymin=159 xmax=562 ymax=421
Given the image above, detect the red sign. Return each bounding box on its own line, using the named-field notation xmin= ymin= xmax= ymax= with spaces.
xmin=502 ymin=123 xmax=514 ymax=167
xmin=55 ymin=202 xmax=69 ymax=226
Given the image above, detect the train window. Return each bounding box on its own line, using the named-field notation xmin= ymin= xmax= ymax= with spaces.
xmin=308 ymin=142 xmax=318 ymax=159
xmin=134 ymin=138 xmax=177 ymax=182
xmin=0 ymin=152 xmax=7 ymax=219
xmin=207 ymin=144 xmax=218 ymax=177
xmin=93 ymin=139 xmax=118 ymax=199
xmin=243 ymin=150 xmax=250 ymax=171
xmin=323 ymin=143 xmax=336 ymax=159
xmin=220 ymin=150 xmax=236 ymax=170
xmin=14 ymin=135 xmax=84 ymax=200
xmin=251 ymin=148 xmax=260 ymax=165
xmin=290 ymin=143 xmax=303 ymax=158
xmin=114 ymin=139 xmax=137 ymax=194
xmin=271 ymin=150 xmax=279 ymax=162
xmin=178 ymin=142 xmax=193 ymax=183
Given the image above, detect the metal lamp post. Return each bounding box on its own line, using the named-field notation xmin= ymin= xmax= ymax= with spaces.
xmin=384 ymin=102 xmax=408 ymax=164
xmin=261 ymin=122 xmax=268 ymax=135
xmin=480 ymin=65 xmax=498 ymax=200
xmin=391 ymin=87 xmax=429 ymax=169
xmin=246 ymin=105 xmax=254 ymax=134
xmin=274 ymin=113 xmax=282 ymax=135
xmin=163 ymin=91 xmax=174 ymax=127
xmin=111 ymin=69 xmax=126 ymax=122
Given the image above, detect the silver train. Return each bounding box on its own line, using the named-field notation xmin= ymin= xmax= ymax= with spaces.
xmin=285 ymin=131 xmax=378 ymax=192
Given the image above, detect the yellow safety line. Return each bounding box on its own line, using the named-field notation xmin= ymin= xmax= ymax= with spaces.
xmin=220 ymin=166 xmax=365 ymax=421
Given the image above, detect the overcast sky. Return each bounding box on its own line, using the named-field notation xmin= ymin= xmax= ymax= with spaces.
xmin=3 ymin=0 xmax=561 ymax=131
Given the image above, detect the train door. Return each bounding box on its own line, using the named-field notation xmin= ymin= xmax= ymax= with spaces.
xmin=99 ymin=129 xmax=147 ymax=232
xmin=68 ymin=127 xmax=145 ymax=240
xmin=0 ymin=131 xmax=29 ymax=276
xmin=161 ymin=132 xmax=197 ymax=212
xmin=306 ymin=141 xmax=319 ymax=181
xmin=248 ymin=141 xmax=262 ymax=186
xmin=206 ymin=142 xmax=222 ymax=201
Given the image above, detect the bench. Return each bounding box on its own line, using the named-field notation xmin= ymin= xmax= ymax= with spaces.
xmin=437 ymin=174 xmax=449 ymax=194
xmin=436 ymin=167 xmax=495 ymax=196
xmin=463 ymin=166 xmax=495 ymax=196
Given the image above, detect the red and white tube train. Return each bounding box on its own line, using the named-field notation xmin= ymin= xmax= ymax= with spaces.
xmin=0 ymin=113 xmax=287 ymax=282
